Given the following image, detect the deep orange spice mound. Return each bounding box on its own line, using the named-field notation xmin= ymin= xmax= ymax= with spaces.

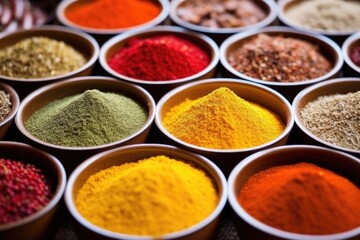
xmin=65 ymin=0 xmax=161 ymax=29
xmin=238 ymin=162 xmax=360 ymax=235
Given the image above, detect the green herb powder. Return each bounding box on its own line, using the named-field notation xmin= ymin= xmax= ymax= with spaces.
xmin=25 ymin=89 xmax=148 ymax=147
xmin=0 ymin=36 xmax=86 ymax=79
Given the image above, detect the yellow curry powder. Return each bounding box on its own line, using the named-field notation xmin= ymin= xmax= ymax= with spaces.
xmin=163 ymin=87 xmax=285 ymax=149
xmin=75 ymin=155 xmax=218 ymax=236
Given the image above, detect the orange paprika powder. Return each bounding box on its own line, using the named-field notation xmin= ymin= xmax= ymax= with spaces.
xmin=65 ymin=0 xmax=162 ymax=29
xmin=237 ymin=162 xmax=360 ymax=235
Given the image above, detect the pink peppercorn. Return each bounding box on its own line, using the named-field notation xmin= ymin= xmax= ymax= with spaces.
xmin=0 ymin=158 xmax=53 ymax=224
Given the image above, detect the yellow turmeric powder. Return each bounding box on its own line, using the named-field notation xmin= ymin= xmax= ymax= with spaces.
xmin=162 ymin=87 xmax=285 ymax=149
xmin=75 ymin=155 xmax=218 ymax=236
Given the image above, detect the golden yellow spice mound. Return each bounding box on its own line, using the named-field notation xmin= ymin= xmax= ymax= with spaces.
xmin=163 ymin=87 xmax=285 ymax=149
xmin=75 ymin=155 xmax=218 ymax=236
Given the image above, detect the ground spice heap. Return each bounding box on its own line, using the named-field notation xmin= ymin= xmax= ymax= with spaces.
xmin=0 ymin=158 xmax=53 ymax=224
xmin=65 ymin=0 xmax=161 ymax=29
xmin=162 ymin=87 xmax=284 ymax=149
xmin=238 ymin=162 xmax=360 ymax=234
xmin=177 ymin=0 xmax=266 ymax=28
xmin=284 ymin=0 xmax=360 ymax=32
xmin=350 ymin=46 xmax=360 ymax=67
xmin=75 ymin=155 xmax=218 ymax=236
xmin=108 ymin=35 xmax=210 ymax=81
xmin=0 ymin=36 xmax=86 ymax=79
xmin=0 ymin=90 xmax=11 ymax=122
xmin=227 ymin=34 xmax=332 ymax=82
xmin=299 ymin=91 xmax=360 ymax=150
xmin=25 ymin=89 xmax=147 ymax=147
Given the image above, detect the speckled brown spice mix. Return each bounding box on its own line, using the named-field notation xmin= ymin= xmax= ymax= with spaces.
xmin=0 ymin=90 xmax=11 ymax=122
xmin=227 ymin=34 xmax=332 ymax=82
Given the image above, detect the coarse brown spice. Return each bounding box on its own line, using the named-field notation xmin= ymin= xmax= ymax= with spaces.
xmin=0 ymin=90 xmax=11 ymax=122
xmin=227 ymin=34 xmax=332 ymax=82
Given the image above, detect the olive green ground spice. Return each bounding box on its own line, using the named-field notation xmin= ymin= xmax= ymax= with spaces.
xmin=299 ymin=91 xmax=360 ymax=150
xmin=24 ymin=90 xmax=148 ymax=147
xmin=0 ymin=37 xmax=86 ymax=79
xmin=0 ymin=90 xmax=11 ymax=122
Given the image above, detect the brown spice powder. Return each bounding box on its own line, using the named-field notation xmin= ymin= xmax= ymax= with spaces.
xmin=0 ymin=90 xmax=11 ymax=122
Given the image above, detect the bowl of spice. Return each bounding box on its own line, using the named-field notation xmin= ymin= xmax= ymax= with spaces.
xmin=278 ymin=0 xmax=360 ymax=43
xmin=15 ymin=76 xmax=156 ymax=172
xmin=342 ymin=32 xmax=360 ymax=77
xmin=220 ymin=26 xmax=343 ymax=101
xmin=0 ymin=82 xmax=19 ymax=140
xmin=65 ymin=143 xmax=227 ymax=240
xmin=0 ymin=25 xmax=99 ymax=98
xmin=56 ymin=0 xmax=170 ymax=43
xmin=0 ymin=141 xmax=66 ymax=240
xmin=155 ymin=78 xmax=294 ymax=175
xmin=228 ymin=144 xmax=360 ymax=240
xmin=293 ymin=78 xmax=360 ymax=158
xmin=99 ymin=25 xmax=219 ymax=101
xmin=169 ymin=0 xmax=277 ymax=44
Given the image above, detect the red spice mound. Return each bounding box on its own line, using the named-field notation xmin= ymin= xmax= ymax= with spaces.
xmin=350 ymin=46 xmax=360 ymax=67
xmin=108 ymin=35 xmax=210 ymax=81
xmin=237 ymin=162 xmax=360 ymax=235
xmin=0 ymin=158 xmax=53 ymax=224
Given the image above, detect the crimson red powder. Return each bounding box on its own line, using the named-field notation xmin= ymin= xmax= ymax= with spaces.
xmin=108 ymin=35 xmax=210 ymax=81
xmin=350 ymin=46 xmax=360 ymax=67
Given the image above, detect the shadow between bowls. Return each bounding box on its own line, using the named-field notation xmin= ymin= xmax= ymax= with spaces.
xmin=99 ymin=25 xmax=220 ymax=102
xmin=169 ymin=0 xmax=278 ymax=45
xmin=65 ymin=143 xmax=227 ymax=240
xmin=292 ymin=78 xmax=360 ymax=158
xmin=56 ymin=0 xmax=170 ymax=44
xmin=220 ymin=26 xmax=343 ymax=102
xmin=155 ymin=78 xmax=294 ymax=176
xmin=0 ymin=25 xmax=99 ymax=99
xmin=228 ymin=145 xmax=360 ymax=240
xmin=0 ymin=141 xmax=66 ymax=240
xmin=0 ymin=82 xmax=20 ymax=140
xmin=342 ymin=32 xmax=360 ymax=77
xmin=14 ymin=76 xmax=156 ymax=174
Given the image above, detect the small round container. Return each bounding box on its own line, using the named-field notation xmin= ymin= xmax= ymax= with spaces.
xmin=99 ymin=25 xmax=219 ymax=101
xmin=342 ymin=32 xmax=360 ymax=77
xmin=15 ymin=76 xmax=156 ymax=172
xmin=155 ymin=78 xmax=294 ymax=175
xmin=169 ymin=0 xmax=278 ymax=44
xmin=0 ymin=82 xmax=20 ymax=140
xmin=228 ymin=145 xmax=360 ymax=240
xmin=220 ymin=26 xmax=343 ymax=101
xmin=0 ymin=141 xmax=66 ymax=240
xmin=292 ymin=78 xmax=360 ymax=158
xmin=56 ymin=0 xmax=170 ymax=43
xmin=0 ymin=25 xmax=99 ymax=98
xmin=278 ymin=0 xmax=360 ymax=44
xmin=65 ymin=143 xmax=227 ymax=240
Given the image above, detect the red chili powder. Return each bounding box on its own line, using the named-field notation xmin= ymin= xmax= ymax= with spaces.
xmin=108 ymin=35 xmax=211 ymax=81
xmin=0 ymin=158 xmax=53 ymax=224
xmin=350 ymin=46 xmax=360 ymax=67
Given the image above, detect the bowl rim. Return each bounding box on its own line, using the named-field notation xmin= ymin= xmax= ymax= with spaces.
xmin=99 ymin=25 xmax=220 ymax=85
xmin=292 ymin=77 xmax=360 ymax=155
xmin=169 ymin=0 xmax=278 ymax=34
xmin=0 ymin=82 xmax=20 ymax=128
xmin=56 ymin=0 xmax=170 ymax=35
xmin=14 ymin=76 xmax=156 ymax=150
xmin=155 ymin=78 xmax=295 ymax=153
xmin=277 ymin=0 xmax=360 ymax=36
xmin=227 ymin=144 xmax=360 ymax=240
xmin=0 ymin=25 xmax=100 ymax=83
xmin=64 ymin=143 xmax=228 ymax=239
xmin=342 ymin=31 xmax=360 ymax=73
xmin=219 ymin=26 xmax=344 ymax=87
xmin=0 ymin=141 xmax=66 ymax=231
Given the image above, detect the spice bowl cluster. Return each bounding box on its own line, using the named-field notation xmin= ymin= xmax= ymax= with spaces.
xmin=0 ymin=0 xmax=359 ymax=239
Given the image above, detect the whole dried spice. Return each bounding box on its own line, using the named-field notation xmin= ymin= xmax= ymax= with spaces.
xmin=227 ymin=34 xmax=332 ymax=82
xmin=299 ymin=91 xmax=360 ymax=150
xmin=177 ymin=0 xmax=266 ymax=28
xmin=0 ymin=90 xmax=11 ymax=122
xmin=0 ymin=158 xmax=53 ymax=224
xmin=0 ymin=36 xmax=86 ymax=79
